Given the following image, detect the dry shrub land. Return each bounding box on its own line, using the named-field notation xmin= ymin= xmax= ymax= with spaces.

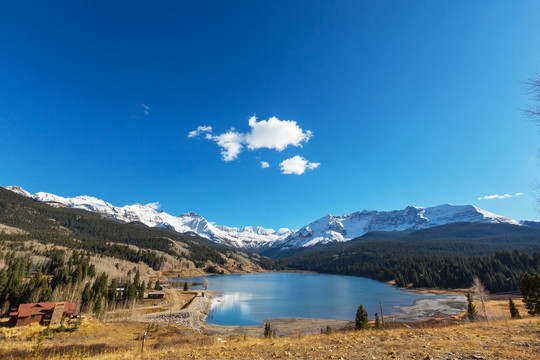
xmin=0 ymin=315 xmax=538 ymax=359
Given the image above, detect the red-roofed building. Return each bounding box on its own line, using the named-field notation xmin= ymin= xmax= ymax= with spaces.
xmin=8 ymin=301 xmax=76 ymax=327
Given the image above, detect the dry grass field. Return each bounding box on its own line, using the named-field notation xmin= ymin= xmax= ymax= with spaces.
xmin=0 ymin=315 xmax=538 ymax=359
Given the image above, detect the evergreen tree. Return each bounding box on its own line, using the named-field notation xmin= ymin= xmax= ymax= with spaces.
xmin=88 ymin=264 xmax=96 ymax=278
xmin=183 ymin=282 xmax=189 ymax=291
xmin=263 ymin=322 xmax=273 ymax=338
xmin=123 ymin=279 xmax=133 ymax=302
xmin=138 ymin=280 xmax=146 ymax=302
xmin=520 ymin=273 xmax=540 ymax=314
xmin=355 ymin=305 xmax=370 ymax=330
xmin=94 ymin=297 xmax=102 ymax=315
xmin=108 ymin=279 xmax=118 ymax=305
xmin=374 ymin=312 xmax=381 ymax=329
xmin=38 ymin=281 xmax=52 ymax=302
xmin=81 ymin=283 xmax=92 ymax=310
xmin=509 ymin=298 xmax=521 ymax=319
xmin=466 ymin=293 xmax=478 ymax=322
xmin=154 ymin=280 xmax=162 ymax=290
xmin=134 ymin=269 xmax=140 ymax=288
xmin=72 ymin=265 xmax=83 ymax=284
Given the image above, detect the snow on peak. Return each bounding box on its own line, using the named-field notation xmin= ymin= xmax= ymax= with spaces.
xmin=3 ymin=185 xmax=288 ymax=249
xmin=2 ymin=185 xmax=524 ymax=250
xmin=278 ymin=204 xmax=521 ymax=248
xmin=5 ymin=186 xmax=31 ymax=197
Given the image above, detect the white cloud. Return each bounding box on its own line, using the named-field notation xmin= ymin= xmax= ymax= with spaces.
xmin=141 ymin=104 xmax=150 ymax=115
xmin=478 ymin=192 xmax=524 ymax=200
xmin=279 ymin=156 xmax=320 ymax=175
xmin=146 ymin=202 xmax=161 ymax=210
xmin=210 ymin=130 xmax=244 ymax=161
xmin=188 ymin=125 xmax=213 ymax=138
xmin=245 ymin=116 xmax=312 ymax=151
xmin=188 ymin=117 xmax=319 ymax=171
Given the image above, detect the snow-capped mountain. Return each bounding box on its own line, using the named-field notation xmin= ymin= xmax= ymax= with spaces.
xmin=276 ymin=204 xmax=521 ymax=249
xmin=3 ymin=186 xmax=526 ymax=250
xmin=4 ymin=186 xmax=292 ymax=248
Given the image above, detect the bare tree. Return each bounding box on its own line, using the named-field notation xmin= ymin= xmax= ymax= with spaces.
xmin=472 ymin=277 xmax=489 ymax=322
xmin=523 ymin=73 xmax=540 ymax=121
xmin=524 ymin=73 xmax=540 ymax=208
xmin=203 ymin=279 xmax=209 ymax=291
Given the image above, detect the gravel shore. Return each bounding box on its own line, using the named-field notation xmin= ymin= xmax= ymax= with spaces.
xmin=145 ymin=291 xmax=215 ymax=332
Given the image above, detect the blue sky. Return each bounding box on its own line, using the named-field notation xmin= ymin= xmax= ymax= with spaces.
xmin=1 ymin=1 xmax=540 ymax=229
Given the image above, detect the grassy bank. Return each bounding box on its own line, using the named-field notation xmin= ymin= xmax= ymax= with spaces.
xmin=0 ymin=316 xmax=538 ymax=359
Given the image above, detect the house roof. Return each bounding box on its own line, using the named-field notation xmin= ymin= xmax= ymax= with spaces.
xmin=9 ymin=301 xmax=76 ymax=318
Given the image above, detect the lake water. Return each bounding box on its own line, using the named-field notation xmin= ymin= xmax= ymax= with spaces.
xmin=171 ymin=273 xmax=456 ymax=326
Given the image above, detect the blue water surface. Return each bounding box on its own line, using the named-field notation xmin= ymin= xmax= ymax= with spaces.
xmin=171 ymin=273 xmax=450 ymax=326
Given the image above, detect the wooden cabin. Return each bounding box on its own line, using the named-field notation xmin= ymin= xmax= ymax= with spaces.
xmin=8 ymin=301 xmax=76 ymax=327
xmin=147 ymin=291 xmax=165 ymax=300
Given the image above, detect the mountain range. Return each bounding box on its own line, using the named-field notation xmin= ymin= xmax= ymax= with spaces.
xmin=4 ymin=185 xmax=532 ymax=250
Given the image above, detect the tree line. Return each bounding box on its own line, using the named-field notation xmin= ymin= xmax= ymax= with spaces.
xmin=282 ymin=248 xmax=540 ymax=293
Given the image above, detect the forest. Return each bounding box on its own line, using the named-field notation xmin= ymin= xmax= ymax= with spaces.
xmin=0 ymin=249 xmax=157 ymax=315
xmin=281 ymin=245 xmax=540 ymax=292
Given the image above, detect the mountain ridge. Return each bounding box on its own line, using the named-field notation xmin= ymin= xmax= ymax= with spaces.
xmin=3 ymin=185 xmax=530 ymax=250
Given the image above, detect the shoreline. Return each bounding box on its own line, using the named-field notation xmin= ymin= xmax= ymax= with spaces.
xmin=389 ymin=293 xmax=467 ymax=322
xmin=144 ymin=290 xmax=217 ymax=332
xmin=159 ymin=273 xmax=468 ymax=335
xmin=203 ymin=317 xmax=353 ymax=337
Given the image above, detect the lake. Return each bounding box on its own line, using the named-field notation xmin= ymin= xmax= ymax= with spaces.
xmin=171 ymin=273 xmax=461 ymax=326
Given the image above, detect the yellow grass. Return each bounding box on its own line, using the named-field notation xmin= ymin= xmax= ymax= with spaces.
xmin=0 ymin=316 xmax=538 ymax=359
xmin=0 ymin=223 xmax=29 ymax=235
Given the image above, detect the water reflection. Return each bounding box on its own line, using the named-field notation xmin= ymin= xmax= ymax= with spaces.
xmin=171 ymin=273 xmax=461 ymax=326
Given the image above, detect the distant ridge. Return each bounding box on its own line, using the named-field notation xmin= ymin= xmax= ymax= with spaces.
xmin=3 ymin=185 xmax=529 ymax=250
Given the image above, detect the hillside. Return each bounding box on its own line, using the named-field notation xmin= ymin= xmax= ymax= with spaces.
xmin=275 ymin=222 xmax=540 ymax=292
xmin=0 ymin=187 xmax=275 ymax=273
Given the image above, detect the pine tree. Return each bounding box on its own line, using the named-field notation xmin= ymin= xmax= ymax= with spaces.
xmin=183 ymin=282 xmax=189 ymax=291
xmin=466 ymin=293 xmax=478 ymax=322
xmin=134 ymin=269 xmax=140 ymax=288
xmin=138 ymin=281 xmax=146 ymax=302
xmin=509 ymin=298 xmax=521 ymax=319
xmin=94 ymin=297 xmax=102 ymax=315
xmin=108 ymin=278 xmax=118 ymax=305
xmin=264 ymin=322 xmax=273 ymax=338
xmin=520 ymin=273 xmax=540 ymax=314
xmin=374 ymin=312 xmax=381 ymax=329
xmin=154 ymin=280 xmax=162 ymax=290
xmin=81 ymin=283 xmax=92 ymax=310
xmin=355 ymin=305 xmax=370 ymax=330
